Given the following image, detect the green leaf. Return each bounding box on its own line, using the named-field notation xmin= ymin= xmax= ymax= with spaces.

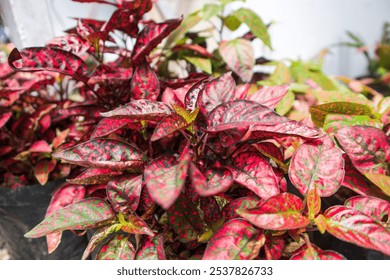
xmin=97 ymin=234 xmax=135 ymax=260
xmin=259 ymin=62 xmax=291 ymax=86
xmin=184 ymin=56 xmax=212 ymax=74
xmin=202 ymin=4 xmax=222 ymax=20
xmin=25 ymin=198 xmax=115 ymax=238
xmin=82 ymin=224 xmax=119 ymax=260
xmin=232 ymin=8 xmax=271 ymax=49
xmin=311 ymin=90 xmax=371 ymax=105
xmin=324 ymin=114 xmax=383 ymax=135
xmin=224 ymin=15 xmax=242 ymax=31
xmin=364 ymin=173 xmax=390 ymax=196
xmin=275 ymin=90 xmax=294 ymax=115
xmin=220 ymin=0 xmax=246 ymax=6
xmin=310 ymin=102 xmax=373 ymax=127
xmin=165 ymin=12 xmax=202 ymax=47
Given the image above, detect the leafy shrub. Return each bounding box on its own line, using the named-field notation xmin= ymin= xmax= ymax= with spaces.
xmin=2 ymin=0 xmax=389 ymax=259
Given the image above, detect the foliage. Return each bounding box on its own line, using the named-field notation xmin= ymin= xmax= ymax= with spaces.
xmin=1 ymin=0 xmax=389 ymax=260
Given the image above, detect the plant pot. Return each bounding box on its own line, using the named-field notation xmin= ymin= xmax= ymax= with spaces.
xmin=0 ymin=180 xmax=88 ymax=259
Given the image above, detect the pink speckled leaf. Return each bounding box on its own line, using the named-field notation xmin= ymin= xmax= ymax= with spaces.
xmin=336 ymin=126 xmax=389 ymax=175
xmin=131 ymin=62 xmax=160 ymax=101
xmin=135 ymin=235 xmax=166 ymax=260
xmin=315 ymin=206 xmax=390 ymax=256
xmin=97 ymin=234 xmax=135 ymax=260
xmin=100 ymin=99 xmax=171 ymax=121
xmin=345 ymin=195 xmax=390 ymax=223
xmin=121 ymin=215 xmax=154 ymax=236
xmin=25 ymin=198 xmax=114 ymax=238
xmin=91 ymin=118 xmax=140 ymax=139
xmin=0 ymin=112 xmax=11 ymax=129
xmin=237 ymin=193 xmax=310 ymax=230
xmin=364 ymin=173 xmax=390 ymax=196
xmin=202 ymin=219 xmax=265 ymax=260
xmin=289 ymin=136 xmax=345 ymax=197
xmin=219 ymin=39 xmax=254 ymax=82
xmin=291 ymin=243 xmax=345 ymax=260
xmin=132 ymin=18 xmax=182 ymax=64
xmin=107 ymin=175 xmax=143 ymax=213
xmin=307 ymin=187 xmax=321 ymax=220
xmin=189 ymin=163 xmax=233 ymax=197
xmin=8 ymin=47 xmax=89 ymax=82
xmin=45 ymin=184 xmax=85 ymax=254
xmin=29 ymin=140 xmax=52 ymax=153
xmin=67 ymin=168 xmax=121 ymax=185
xmin=247 ymin=85 xmax=289 ymax=109
xmin=161 ymin=85 xmax=190 ymax=107
xmin=52 ymin=139 xmax=145 ymax=171
xmin=199 ymin=72 xmax=237 ymax=114
xmin=82 ymin=224 xmax=118 ymax=260
xmin=34 ymin=159 xmax=57 ymax=185
xmin=167 ymin=194 xmax=204 ymax=242
xmin=151 ymin=113 xmax=189 ymax=141
xmin=222 ymin=196 xmax=260 ymax=221
xmin=264 ymin=236 xmax=285 ymax=260
xmin=229 ymin=152 xmax=280 ymax=200
xmin=46 ymin=34 xmax=90 ymax=56
xmin=200 ymin=197 xmax=221 ymax=226
xmin=184 ymin=77 xmax=211 ymax=112
xmin=144 ymin=145 xmax=191 ymax=209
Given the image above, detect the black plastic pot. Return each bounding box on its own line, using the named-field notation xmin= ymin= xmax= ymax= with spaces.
xmin=0 ymin=180 xmax=88 ymax=259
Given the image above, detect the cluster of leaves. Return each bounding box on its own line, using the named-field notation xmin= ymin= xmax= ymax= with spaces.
xmin=3 ymin=0 xmax=389 ymax=259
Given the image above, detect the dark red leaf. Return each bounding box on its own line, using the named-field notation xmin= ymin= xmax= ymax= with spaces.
xmin=229 ymin=152 xmax=280 ymax=200
xmin=289 ymin=136 xmax=345 ymax=197
xmin=151 ymin=113 xmax=189 ymax=141
xmin=131 ymin=62 xmax=160 ymax=101
xmin=291 ymin=243 xmax=345 ymax=260
xmin=237 ymin=193 xmax=310 ymax=230
xmin=184 ymin=76 xmax=211 ymax=112
xmin=200 ymin=197 xmax=221 ymax=226
xmin=82 ymin=224 xmax=118 ymax=260
xmin=132 ymin=18 xmax=183 ymax=64
xmin=91 ymin=118 xmax=140 ymax=139
xmin=202 ymin=219 xmax=265 ymax=260
xmin=107 ymin=175 xmax=143 ymax=213
xmin=247 ymin=85 xmax=289 ymax=109
xmin=67 ymin=168 xmax=122 ymax=185
xmin=103 ymin=8 xmax=139 ymax=37
xmin=100 ymin=99 xmax=171 ymax=121
xmin=264 ymin=236 xmax=285 ymax=260
xmin=344 ymin=195 xmax=390 ymax=223
xmin=8 ymin=47 xmax=89 ymax=82
xmin=0 ymin=112 xmax=12 ymax=129
xmin=97 ymin=234 xmax=135 ymax=260
xmin=52 ymin=139 xmax=145 ymax=171
xmin=135 ymin=235 xmax=166 ymax=260
xmin=46 ymin=34 xmax=90 ymax=56
xmin=336 ymin=126 xmax=390 ymax=175
xmin=222 ymin=196 xmax=260 ymax=221
xmin=189 ymin=163 xmax=233 ymax=196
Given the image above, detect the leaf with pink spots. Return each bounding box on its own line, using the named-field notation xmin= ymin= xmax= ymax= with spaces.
xmin=46 ymin=34 xmax=90 ymax=56
xmin=34 ymin=159 xmax=57 ymax=185
xmin=161 ymin=85 xmax=190 ymax=107
xmin=25 ymin=198 xmax=114 ymax=238
xmin=67 ymin=168 xmax=122 ymax=185
xmin=289 ymin=136 xmax=345 ymax=197
xmin=107 ymin=175 xmax=143 ymax=213
xmin=151 ymin=113 xmax=189 ymax=142
xmin=100 ymin=99 xmax=171 ymax=121
xmin=82 ymin=224 xmax=118 ymax=260
xmin=131 ymin=62 xmax=160 ymax=101
xmin=237 ymin=193 xmax=310 ymax=230
xmin=264 ymin=236 xmax=285 ymax=260
xmin=200 ymin=197 xmax=221 ymax=226
xmin=290 ymin=243 xmax=345 ymax=260
xmin=344 ymin=195 xmax=390 ymax=223
xmin=336 ymin=126 xmax=389 ymax=175
xmin=202 ymin=219 xmax=265 ymax=260
xmin=120 ymin=215 xmax=154 ymax=236
xmin=97 ymin=234 xmax=135 ymax=260
xmin=315 ymin=206 xmax=390 ymax=256
xmin=229 ymin=152 xmax=280 ymax=200
xmin=189 ymin=163 xmax=233 ymax=197
xmin=184 ymin=76 xmax=211 ymax=112
xmin=29 ymin=140 xmax=52 ymax=153
xmin=247 ymin=85 xmax=289 ymax=109
xmin=52 ymin=139 xmax=145 ymax=171
xmin=167 ymin=194 xmax=204 ymax=243
xmin=135 ymin=235 xmax=166 ymax=260
xmin=222 ymin=196 xmax=260 ymax=221
xmin=91 ymin=118 xmax=140 ymax=139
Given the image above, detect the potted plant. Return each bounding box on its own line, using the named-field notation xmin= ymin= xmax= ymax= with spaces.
xmin=3 ymin=0 xmax=389 ymax=259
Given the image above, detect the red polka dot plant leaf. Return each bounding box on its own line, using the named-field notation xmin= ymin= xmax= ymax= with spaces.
xmin=161 ymin=84 xmax=190 ymax=108
xmin=103 ymin=9 xmax=139 ymax=38
xmin=237 ymin=193 xmax=310 ymax=230
xmin=8 ymin=47 xmax=89 ymax=82
xmin=344 ymin=196 xmax=390 ymax=223
xmin=120 ymin=214 xmax=154 ymax=236
xmin=221 ymin=196 xmax=260 ymax=221
xmin=335 ymin=126 xmax=390 ymax=175
xmin=364 ymin=173 xmax=390 ymax=196
xmin=66 ymin=168 xmax=122 ymax=185
xmin=144 ymin=145 xmax=191 ymax=209
xmin=51 ymin=138 xmax=146 ymax=171
xmin=46 ymin=34 xmax=90 ymax=56
xmin=199 ymin=72 xmax=241 ymax=115
xmin=131 ymin=18 xmax=183 ymax=65
xmin=246 ymin=85 xmax=289 ymax=110
xmin=264 ymin=236 xmax=285 ymax=260
xmin=135 ymin=235 xmax=166 ymax=260
xmin=25 ymin=198 xmax=115 ymax=238
xmin=100 ymin=99 xmax=172 ymax=122
xmin=206 ymin=100 xmax=322 ymax=139
xmin=0 ymin=112 xmax=12 ymax=129
xmin=96 ymin=234 xmax=135 ymax=260
xmin=289 ymin=135 xmax=345 ymax=197
xmin=167 ymin=194 xmax=205 ymax=243
xmin=90 ymin=118 xmax=141 ymax=139
xmin=315 ymin=206 xmax=390 ymax=256
xmin=44 ymin=184 xmax=86 ymax=254
xmin=200 ymin=196 xmax=222 ymax=226
xmin=219 ymin=39 xmax=255 ymax=82
xmin=228 ymin=152 xmax=280 ymax=200
xmin=290 ymin=243 xmax=345 ymax=260
xmin=150 ymin=113 xmax=190 ymax=142
xmin=131 ymin=62 xmax=160 ymax=101
xmin=202 ymin=219 xmax=265 ymax=260
xmin=34 ymin=158 xmax=57 ymax=186
xmin=307 ymin=187 xmax=321 ymax=220
xmin=82 ymin=224 xmax=119 ymax=260
xmin=184 ymin=76 xmax=211 ymax=112
xmin=107 ymin=175 xmax=143 ymax=213
xmin=189 ymin=162 xmax=233 ymax=197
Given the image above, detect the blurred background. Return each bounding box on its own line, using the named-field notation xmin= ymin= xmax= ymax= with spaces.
xmin=0 ymin=0 xmax=389 ymax=78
